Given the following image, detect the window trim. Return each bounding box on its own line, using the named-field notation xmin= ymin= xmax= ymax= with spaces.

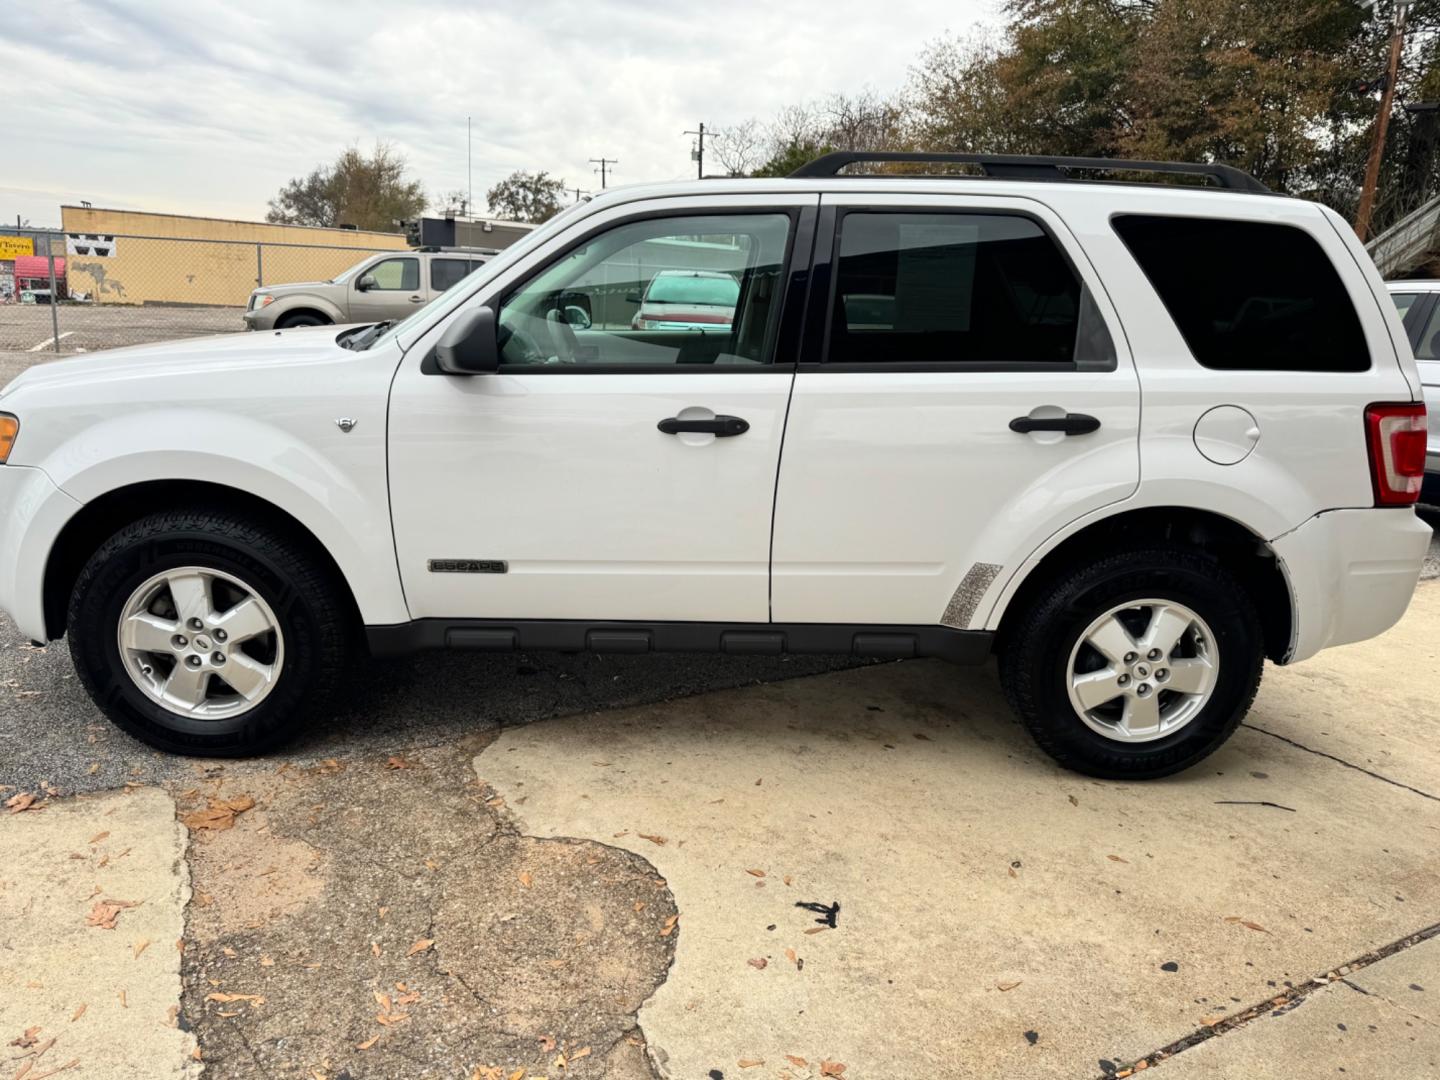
xmin=802 ymin=206 xmax=1101 ymax=374
xmin=1403 ymin=292 xmax=1438 ymax=356
xmin=470 ymin=206 xmax=813 ymax=376
xmin=1110 ymin=211 xmax=1373 ymax=374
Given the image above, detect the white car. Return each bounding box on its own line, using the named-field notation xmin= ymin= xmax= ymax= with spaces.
xmin=1384 ymin=281 xmax=1440 ymax=503
xmin=0 ymin=151 xmax=1430 ymax=779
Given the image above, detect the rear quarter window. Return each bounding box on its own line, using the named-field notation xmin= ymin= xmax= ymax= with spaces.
xmin=1112 ymin=214 xmax=1369 ymax=372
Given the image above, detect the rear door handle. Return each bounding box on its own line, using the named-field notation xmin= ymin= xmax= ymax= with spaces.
xmin=658 ymin=415 xmax=750 ymax=437
xmin=1009 ymin=413 xmax=1101 ymax=436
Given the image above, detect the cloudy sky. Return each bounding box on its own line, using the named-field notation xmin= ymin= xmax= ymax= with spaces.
xmin=4 ymin=0 xmax=1002 ymax=228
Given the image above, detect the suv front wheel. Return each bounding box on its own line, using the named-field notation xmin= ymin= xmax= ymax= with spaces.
xmin=68 ymin=507 xmax=352 ymax=755
xmin=999 ymin=548 xmax=1264 ymax=779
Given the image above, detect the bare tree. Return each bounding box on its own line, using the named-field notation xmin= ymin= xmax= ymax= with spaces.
xmin=710 ymin=118 xmax=765 ymax=176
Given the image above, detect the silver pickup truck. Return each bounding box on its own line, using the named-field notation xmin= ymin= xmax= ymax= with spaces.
xmin=243 ymin=246 xmax=495 ymax=330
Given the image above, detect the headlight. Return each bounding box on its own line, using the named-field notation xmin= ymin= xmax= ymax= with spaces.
xmin=0 ymin=414 xmax=18 ymax=464
xmin=253 ymin=294 xmax=275 ymax=309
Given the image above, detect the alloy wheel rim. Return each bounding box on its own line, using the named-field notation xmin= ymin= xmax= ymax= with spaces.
xmin=116 ymin=566 xmax=284 ymax=720
xmin=1065 ymin=599 xmax=1219 ymax=743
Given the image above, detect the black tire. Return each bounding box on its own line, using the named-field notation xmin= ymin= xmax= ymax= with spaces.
xmin=276 ymin=312 xmax=327 ymax=329
xmin=68 ymin=507 xmax=353 ymax=756
xmin=998 ymin=547 xmax=1263 ymax=780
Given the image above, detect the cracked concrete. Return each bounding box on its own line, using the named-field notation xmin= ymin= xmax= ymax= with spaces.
xmin=0 ymin=786 xmax=198 ymax=1079
xmin=478 ymin=584 xmax=1440 ymax=1079
xmin=1152 ymin=935 xmax=1440 ymax=1077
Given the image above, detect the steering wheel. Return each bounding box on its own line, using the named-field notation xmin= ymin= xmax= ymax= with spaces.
xmin=498 ymin=323 xmax=545 ymax=365
xmin=545 ymin=308 xmax=579 ymax=364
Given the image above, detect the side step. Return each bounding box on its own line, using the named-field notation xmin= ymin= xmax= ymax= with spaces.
xmin=366 ymin=619 xmax=993 ymax=666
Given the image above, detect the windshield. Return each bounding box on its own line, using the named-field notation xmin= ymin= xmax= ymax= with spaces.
xmin=329 ymin=255 xmax=373 ymax=285
xmin=371 ymin=199 xmax=594 ymax=350
xmin=645 ymin=272 xmax=739 ymax=306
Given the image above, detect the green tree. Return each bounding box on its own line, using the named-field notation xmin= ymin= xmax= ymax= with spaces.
xmin=266 ymin=142 xmax=426 ymax=232
xmin=485 ymin=171 xmax=566 ymax=224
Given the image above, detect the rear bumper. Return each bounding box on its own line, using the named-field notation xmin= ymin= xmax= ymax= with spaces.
xmin=0 ymin=465 xmax=82 ymax=642
xmin=1272 ymin=508 xmax=1431 ymax=664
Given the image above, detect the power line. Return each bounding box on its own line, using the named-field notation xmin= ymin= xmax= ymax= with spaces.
xmin=589 ymin=157 xmax=617 ymax=189
xmin=683 ymin=122 xmax=707 ymax=179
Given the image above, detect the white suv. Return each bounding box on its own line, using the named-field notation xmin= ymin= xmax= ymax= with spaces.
xmin=0 ymin=152 xmax=1430 ymax=779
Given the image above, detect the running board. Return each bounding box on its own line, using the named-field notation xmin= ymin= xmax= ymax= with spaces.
xmin=365 ymin=619 xmax=993 ymax=665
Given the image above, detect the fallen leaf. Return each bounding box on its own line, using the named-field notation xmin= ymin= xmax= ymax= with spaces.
xmin=1201 ymin=1014 xmax=1226 ymax=1026
xmin=570 ymin=1046 xmax=591 ymax=1062
xmin=821 ymin=1061 xmax=847 ymax=1077
xmin=538 ymin=1034 xmax=557 ymax=1052
xmin=180 ymin=796 xmax=255 ymax=832
xmin=803 ymin=926 xmax=829 ymax=935
xmin=384 ymin=756 xmax=412 ymax=770
xmin=9 ymin=1026 xmax=40 ymax=1048
xmin=70 ymin=1005 xmax=86 ymax=1022
xmin=206 ymin=992 xmax=265 ymax=1007
xmin=396 ymin=992 xmax=421 ymax=1007
xmin=5 ymin=792 xmax=41 ymax=813
xmin=634 ymin=901 xmax=646 ymax=913
xmin=260 ymin=955 xmax=274 ymax=967
xmin=133 ymin=939 xmax=151 ymax=959
xmin=639 ymin=833 xmax=667 ymax=846
xmin=997 ymin=980 xmax=1023 ymax=991
xmin=89 ymin=831 xmax=110 ymax=845
xmin=738 ymin=1058 xmax=765 ymax=1068
xmin=375 ymin=1013 xmax=410 ymax=1026
xmin=508 ymin=1070 xmax=525 ymax=1080
xmin=167 ymin=1005 xmax=180 ymax=1028
xmin=85 ymin=898 xmax=139 ymax=930
xmin=746 ymin=869 xmax=766 ymax=878
xmin=659 ymin=915 xmax=679 ymax=938
xmin=785 ymin=948 xmax=798 ymax=965
xmin=783 ymin=875 xmax=793 ymax=886
xmin=222 ymin=947 xmax=238 ymax=958
xmin=519 ymin=871 xmax=534 ymax=888
xmin=785 ymin=1055 xmax=808 ymax=1068
xmin=371 ymin=942 xmax=382 ymax=957
xmin=1223 ymin=916 xmax=1270 ymax=933
xmin=406 ymin=938 xmax=434 ymax=957
xmin=747 ymin=957 xmax=768 ymax=970
xmin=374 ymin=991 xmax=393 ymax=1013
xmin=1107 ymin=854 xmax=1129 ymax=863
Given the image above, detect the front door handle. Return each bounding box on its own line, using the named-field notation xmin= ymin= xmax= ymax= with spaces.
xmin=1009 ymin=412 xmax=1101 ymax=436
xmin=408 ymin=295 xmax=425 ymax=303
xmin=658 ymin=414 xmax=750 ymax=437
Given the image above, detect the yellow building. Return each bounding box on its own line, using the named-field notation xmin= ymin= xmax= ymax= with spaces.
xmin=60 ymin=206 xmax=409 ymax=307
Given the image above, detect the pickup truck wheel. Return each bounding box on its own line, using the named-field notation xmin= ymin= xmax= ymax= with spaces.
xmin=998 ymin=548 xmax=1264 ymax=780
xmin=68 ymin=508 xmax=351 ymax=756
xmin=277 ymin=313 xmax=327 ymax=329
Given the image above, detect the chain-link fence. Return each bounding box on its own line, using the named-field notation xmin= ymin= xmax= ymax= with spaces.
xmin=0 ymin=232 xmax=403 ymax=355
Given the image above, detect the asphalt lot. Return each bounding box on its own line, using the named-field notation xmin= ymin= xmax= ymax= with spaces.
xmin=0 ymin=302 xmax=242 ymax=354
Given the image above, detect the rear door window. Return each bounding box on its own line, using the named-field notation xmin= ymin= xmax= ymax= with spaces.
xmin=823 ymin=212 xmax=1112 ymax=368
xmin=1112 ymin=215 xmax=1369 ymax=372
xmin=431 ymin=258 xmax=473 ymax=293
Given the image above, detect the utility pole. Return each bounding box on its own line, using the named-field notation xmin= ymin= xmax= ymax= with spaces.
xmin=683 ymin=122 xmax=707 ymax=179
xmin=467 ymin=116 xmax=473 ymax=219
xmin=589 ymin=157 xmax=617 ymax=189
xmin=569 ymin=186 xmax=591 ymax=203
xmin=1355 ymin=2 xmax=1410 ymax=242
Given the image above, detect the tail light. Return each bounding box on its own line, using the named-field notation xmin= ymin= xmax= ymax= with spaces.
xmin=1364 ymin=402 xmax=1427 ymax=506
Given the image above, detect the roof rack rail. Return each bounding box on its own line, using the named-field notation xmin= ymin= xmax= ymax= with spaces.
xmin=787 ymin=151 xmax=1271 ymax=194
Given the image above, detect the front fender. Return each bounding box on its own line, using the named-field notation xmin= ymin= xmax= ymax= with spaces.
xmin=37 ymin=408 xmax=408 ymax=625
xmin=269 ymin=294 xmax=346 ymax=323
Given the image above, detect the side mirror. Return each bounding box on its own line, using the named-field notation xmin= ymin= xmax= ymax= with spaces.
xmin=625 ymin=294 xmax=642 ymax=304
xmin=435 ymin=306 xmax=499 ymax=375
xmin=356 ymin=273 xmax=377 ymax=292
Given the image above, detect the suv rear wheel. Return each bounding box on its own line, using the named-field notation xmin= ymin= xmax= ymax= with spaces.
xmin=999 ymin=548 xmax=1264 ymax=779
xmin=68 ymin=508 xmax=352 ymax=755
